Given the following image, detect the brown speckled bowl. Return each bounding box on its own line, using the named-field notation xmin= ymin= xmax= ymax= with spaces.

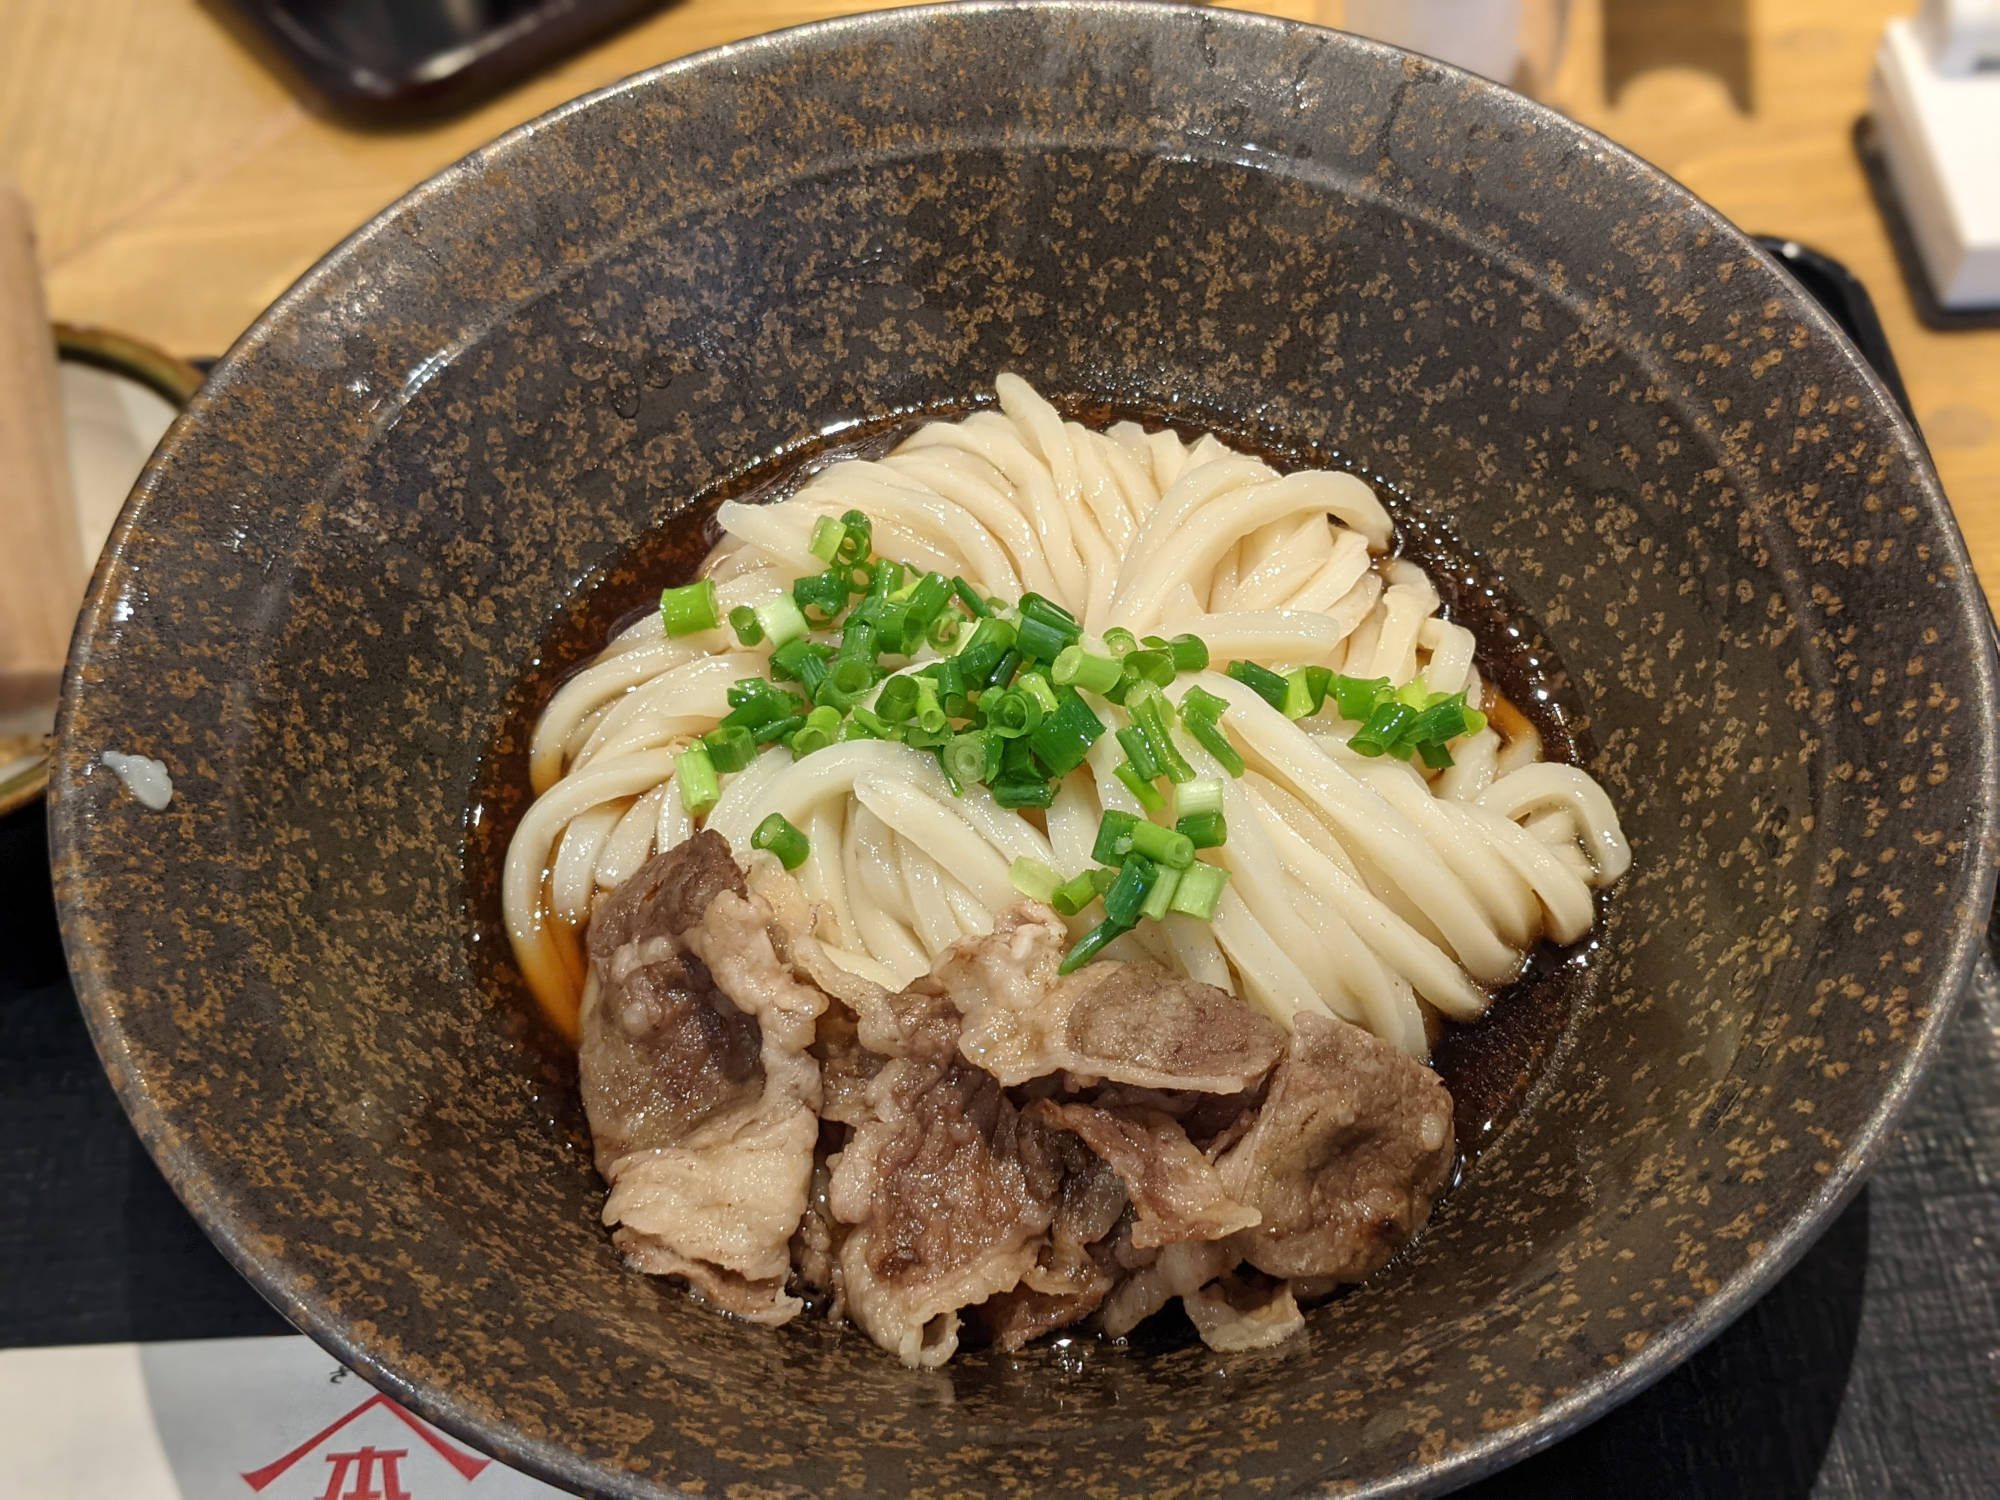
xmin=49 ymin=4 xmax=2000 ymax=1495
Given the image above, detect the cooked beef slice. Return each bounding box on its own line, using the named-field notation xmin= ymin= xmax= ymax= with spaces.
xmin=1218 ymin=1011 xmax=1453 ymax=1282
xmin=581 ymin=832 xmax=827 ymax=1326
xmin=1030 ymin=1099 xmax=1258 ymax=1250
xmin=932 ymin=903 xmax=1284 ymax=1092
xmin=826 ymin=987 xmax=1066 ymax=1367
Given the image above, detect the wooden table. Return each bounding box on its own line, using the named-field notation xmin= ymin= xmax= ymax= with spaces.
xmin=3 ymin=1 xmax=1994 ymax=593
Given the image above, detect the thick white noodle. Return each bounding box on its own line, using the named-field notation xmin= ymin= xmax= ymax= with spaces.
xmin=503 ymin=376 xmax=1629 ymax=1058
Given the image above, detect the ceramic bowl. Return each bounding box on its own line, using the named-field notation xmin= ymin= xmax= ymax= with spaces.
xmin=51 ymin=4 xmax=2000 ymax=1495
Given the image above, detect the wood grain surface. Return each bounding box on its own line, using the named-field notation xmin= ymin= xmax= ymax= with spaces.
xmin=1 ymin=2 xmax=1992 ymax=601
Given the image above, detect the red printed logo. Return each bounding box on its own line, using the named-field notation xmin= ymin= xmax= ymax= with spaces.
xmin=241 ymin=1392 xmax=490 ymax=1498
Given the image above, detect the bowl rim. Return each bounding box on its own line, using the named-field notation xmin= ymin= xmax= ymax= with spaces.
xmin=52 ymin=3 xmax=2000 ymax=1496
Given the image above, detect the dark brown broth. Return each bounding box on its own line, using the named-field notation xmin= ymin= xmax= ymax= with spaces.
xmin=463 ymin=397 xmax=1609 ymax=1175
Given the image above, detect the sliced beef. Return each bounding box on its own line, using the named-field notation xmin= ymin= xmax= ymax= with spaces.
xmin=580 ymin=832 xmax=827 ymax=1327
xmin=1218 ymin=1012 xmax=1454 ymax=1282
xmin=1031 ymin=1099 xmax=1258 ymax=1251
xmin=1098 ymin=1238 xmax=1236 ymax=1338
xmin=826 ymin=987 xmax=1065 ymax=1368
xmin=933 ymin=903 xmax=1285 ymax=1092
xmin=979 ymin=1128 xmax=1128 ymax=1351
xmin=1182 ymin=1274 xmax=1305 ymax=1352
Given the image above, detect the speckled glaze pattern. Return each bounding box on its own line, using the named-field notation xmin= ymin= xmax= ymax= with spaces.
xmin=50 ymin=5 xmax=2000 ymax=1496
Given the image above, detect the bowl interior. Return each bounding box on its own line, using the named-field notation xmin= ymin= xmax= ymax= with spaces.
xmin=52 ymin=5 xmax=1998 ymax=1496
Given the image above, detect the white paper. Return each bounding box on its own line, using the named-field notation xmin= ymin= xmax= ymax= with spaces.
xmin=0 ymin=1336 xmax=571 ymax=1499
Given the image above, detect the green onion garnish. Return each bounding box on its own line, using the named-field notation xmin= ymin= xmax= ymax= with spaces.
xmin=675 ymin=743 xmax=720 ymax=817
xmin=1349 ymin=700 xmax=1419 ymax=759
xmin=753 ymin=593 xmax=809 ymax=649
xmin=1167 ymin=861 xmax=1229 ymax=920
xmin=1103 ymin=854 xmax=1162 ymax=927
xmin=809 ymin=515 xmax=845 ymax=564
xmin=1177 ymin=810 xmax=1227 ymax=849
xmin=1059 ymin=918 xmax=1129 ymax=975
xmin=1122 ymin=648 xmax=1176 ymax=688
xmin=944 ymin=731 xmax=991 ymax=788
xmin=1052 ymin=644 xmax=1123 ymax=694
xmin=1026 ymin=687 xmax=1105 ymax=776
xmin=1167 ymin=633 xmax=1210 ymax=673
xmin=1116 ymin=724 xmax=1161 ymax=782
xmin=1140 ymin=866 xmax=1181 ymax=922
xmin=1128 ymin=818 xmax=1196 ymax=870
xmin=1051 ymin=870 xmax=1101 ymax=916
xmin=751 ymin=812 xmax=810 ymax=869
xmin=1177 ymin=776 xmax=1225 ymax=820
xmin=702 ymin=725 xmax=757 ymax=773
xmin=1092 ymin=809 xmax=1141 ymax=865
xmin=836 ymin=510 xmax=872 ymax=566
xmin=1115 ymin=760 xmax=1167 ymax=811
xmin=952 ymin=576 xmax=992 ymax=617
xmin=1280 ymin=669 xmax=1317 ymax=720
xmin=728 ymin=605 xmax=764 ymax=646
xmin=660 ymin=578 xmax=721 ymax=637
xmin=1103 ymin=626 xmax=1139 ymax=658
xmin=1330 ymin=673 xmax=1392 ymax=723
xmin=1226 ymin=659 xmax=1291 ymax=711
xmin=1009 ymin=856 xmax=1063 ymax=904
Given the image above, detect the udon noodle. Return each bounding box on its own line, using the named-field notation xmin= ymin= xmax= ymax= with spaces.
xmin=504 ymin=375 xmax=1629 ymax=1059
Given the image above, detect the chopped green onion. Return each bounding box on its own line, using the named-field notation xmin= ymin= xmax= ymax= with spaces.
xmin=723 ymin=677 xmax=800 ymax=728
xmin=818 ymin=657 xmax=874 ymax=710
xmin=1092 ymin=810 xmax=1141 ymax=865
xmin=660 ymin=578 xmax=721 ymax=637
xmin=1016 ymin=670 xmax=1059 ymax=715
xmin=983 ymin=648 xmax=1022 ymax=691
xmin=944 ymin=731 xmax=991 ymax=787
xmin=1179 ymin=684 xmax=1229 ymax=725
xmin=751 ymin=713 xmax=806 ymax=745
xmin=792 ymin=648 xmax=831 ymax=700
xmin=874 ymin=676 xmax=916 ymax=724
xmin=1051 ymin=871 xmax=1100 ymax=917
xmin=728 ymin=605 xmax=764 ymax=646
xmin=1226 ymin=659 xmax=1291 ymax=711
xmin=850 ymin=707 xmax=896 ymax=740
xmin=1280 ymin=670 xmax=1317 ymax=720
xmin=701 ymin=725 xmax=757 ymax=773
xmin=1128 ymin=819 xmax=1196 ymax=870
xmin=986 ymin=690 xmax=1044 ymax=739
xmin=1397 ymin=677 xmax=1433 ymax=710
xmin=1122 ymin=648 xmax=1176 ymax=688
xmin=1302 ymin=665 xmax=1334 ymax=713
xmin=1014 ymin=613 xmax=1073 ymax=663
xmin=1103 ymin=854 xmax=1162 ymax=927
xmin=1052 ymin=644 xmax=1123 ymax=694
xmin=1026 ymin=687 xmax=1106 ymax=776
xmin=836 ymin=510 xmax=872 ymax=566
xmin=1349 ymin=700 xmax=1418 ymax=758
xmin=808 ymin=514 xmax=845 ymax=564
xmin=752 ymin=813 xmax=810 ymax=869
xmin=1020 ymin=592 xmax=1080 ymax=634
xmin=913 ymin=677 xmax=947 ymax=734
xmin=991 ymin=775 xmax=1057 ymax=808
xmin=1089 ymin=866 xmax=1119 ymax=895
xmin=1140 ymin=866 xmax=1181 ymax=922
xmin=1167 ymin=634 xmax=1210 ymax=673
xmin=869 ymin=559 xmax=905 ymax=598
xmin=793 ymin=569 xmax=850 ymax=624
xmin=1059 ymin=918 xmax=1130 ymax=975
xmin=1330 ymin=673 xmax=1392 ymax=723
xmin=1176 ymin=712 xmax=1240 ymax=780
xmin=1177 ymin=777 xmax=1225 ymax=820
xmin=1176 ymin=810 xmax=1227 ymax=849
xmin=1131 ymin=693 xmax=1194 ymax=783
xmin=1116 ymin=724 xmax=1161 ymax=782
xmin=752 ymin=593 xmax=808 ymax=649
xmin=1103 ymin=626 xmax=1140 ymax=658
xmin=1115 ymin=760 xmax=1167 ymax=811
xmin=1167 ymin=861 xmax=1229 ymax=920
xmin=928 ymin=611 xmax=964 ymax=651
xmin=955 ymin=616 xmax=1016 ymax=684
xmin=675 ymin=743 xmax=720 ymax=817
xmin=1010 ymin=856 xmax=1063 ymax=904
xmin=836 ymin=617 xmax=878 ymax=662
xmin=952 ymin=577 xmax=992 ymax=617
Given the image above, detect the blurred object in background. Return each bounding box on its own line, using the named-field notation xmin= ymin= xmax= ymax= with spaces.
xmin=1325 ymin=0 xmax=1572 ymax=96
xmin=208 ymin=0 xmax=670 ymax=120
xmin=1869 ymin=0 xmax=2000 ymax=317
